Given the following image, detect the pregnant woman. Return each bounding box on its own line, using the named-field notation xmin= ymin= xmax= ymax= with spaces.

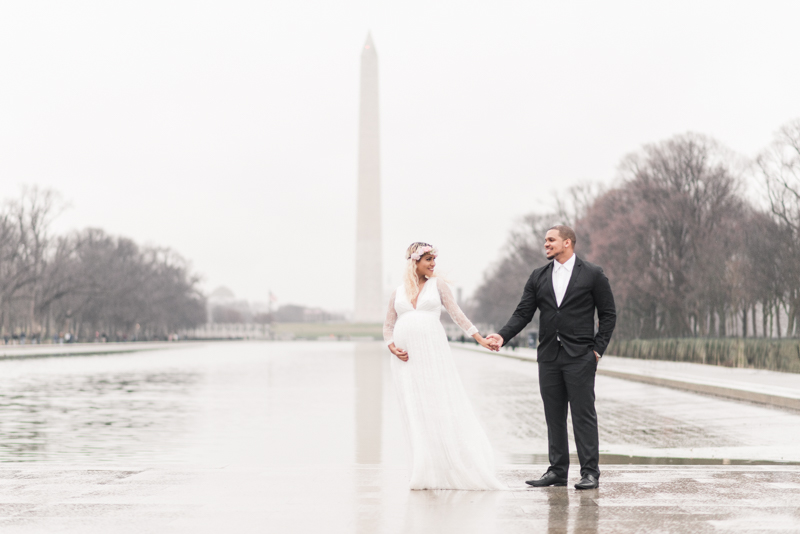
xmin=383 ymin=242 xmax=504 ymax=490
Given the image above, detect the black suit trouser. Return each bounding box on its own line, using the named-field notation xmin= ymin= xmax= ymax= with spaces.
xmin=538 ymin=344 xmax=599 ymax=479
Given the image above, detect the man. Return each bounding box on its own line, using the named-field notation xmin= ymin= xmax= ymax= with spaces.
xmin=487 ymin=225 xmax=616 ymax=490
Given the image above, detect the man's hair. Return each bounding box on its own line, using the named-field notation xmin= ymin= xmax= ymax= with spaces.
xmin=548 ymin=225 xmax=577 ymax=247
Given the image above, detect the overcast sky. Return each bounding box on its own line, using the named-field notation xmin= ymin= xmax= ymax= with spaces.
xmin=2 ymin=1 xmax=799 ymax=312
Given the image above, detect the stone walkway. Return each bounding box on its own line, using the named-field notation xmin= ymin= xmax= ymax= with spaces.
xmin=599 ymin=355 xmax=800 ymax=410
xmin=1 ymin=464 xmax=799 ymax=533
xmin=457 ymin=342 xmax=800 ymax=410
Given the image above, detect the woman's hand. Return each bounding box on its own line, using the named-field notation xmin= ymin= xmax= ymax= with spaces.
xmin=389 ymin=343 xmax=409 ymax=362
xmin=473 ymin=334 xmax=495 ymax=351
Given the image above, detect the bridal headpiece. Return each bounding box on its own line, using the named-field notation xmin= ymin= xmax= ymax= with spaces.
xmin=407 ymin=243 xmax=438 ymax=261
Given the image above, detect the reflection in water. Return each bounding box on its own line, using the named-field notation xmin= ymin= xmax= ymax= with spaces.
xmin=0 ymin=364 xmax=200 ymax=462
xmin=354 ymin=343 xmax=384 ymax=464
xmin=574 ymin=491 xmax=599 ymax=533
xmin=546 ymin=489 xmax=570 ymax=534
xmin=353 ymin=343 xmax=386 ymax=534
xmin=401 ymin=490 xmax=500 ymax=533
xmin=545 ymin=489 xmax=599 ymax=534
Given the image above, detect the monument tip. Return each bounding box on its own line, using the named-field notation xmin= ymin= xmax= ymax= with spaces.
xmin=363 ymin=32 xmax=376 ymax=52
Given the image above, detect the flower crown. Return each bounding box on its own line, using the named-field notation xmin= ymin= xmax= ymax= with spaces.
xmin=408 ymin=245 xmax=438 ymax=261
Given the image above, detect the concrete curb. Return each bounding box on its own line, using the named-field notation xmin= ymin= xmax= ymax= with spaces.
xmin=0 ymin=341 xmax=206 ymax=360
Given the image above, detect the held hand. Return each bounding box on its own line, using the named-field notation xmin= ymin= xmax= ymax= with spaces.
xmin=485 ymin=334 xmax=504 ymax=352
xmin=389 ymin=343 xmax=409 ymax=362
xmin=474 ymin=335 xmax=494 ymax=351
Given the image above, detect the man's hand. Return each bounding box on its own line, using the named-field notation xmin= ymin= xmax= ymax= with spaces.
xmin=389 ymin=343 xmax=409 ymax=362
xmin=594 ymin=351 xmax=601 ymax=362
xmin=485 ymin=334 xmax=504 ymax=352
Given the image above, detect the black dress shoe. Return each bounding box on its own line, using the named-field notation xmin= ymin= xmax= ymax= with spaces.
xmin=526 ymin=471 xmax=567 ymax=487
xmin=574 ymin=474 xmax=599 ymax=490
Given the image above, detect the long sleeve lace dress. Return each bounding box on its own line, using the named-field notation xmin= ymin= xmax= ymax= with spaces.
xmin=383 ymin=278 xmax=504 ymax=490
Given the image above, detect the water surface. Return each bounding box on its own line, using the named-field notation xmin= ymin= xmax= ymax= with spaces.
xmin=1 ymin=341 xmax=797 ymax=466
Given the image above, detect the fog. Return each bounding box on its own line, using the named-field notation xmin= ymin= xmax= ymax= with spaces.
xmin=2 ymin=1 xmax=799 ymax=312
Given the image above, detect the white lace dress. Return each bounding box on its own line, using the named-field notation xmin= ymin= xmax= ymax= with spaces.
xmin=383 ymin=278 xmax=504 ymax=490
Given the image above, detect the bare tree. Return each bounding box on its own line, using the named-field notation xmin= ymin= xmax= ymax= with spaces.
xmin=758 ymin=119 xmax=800 ymax=336
xmin=760 ymin=119 xmax=800 ymax=232
xmin=50 ymin=230 xmax=207 ymax=341
xmin=581 ymin=134 xmax=744 ymax=337
xmin=471 ymin=213 xmax=552 ymax=328
xmin=475 ymin=125 xmax=800 ymax=341
xmin=0 ymin=189 xmax=206 ymax=342
xmin=0 ymin=187 xmax=64 ymax=337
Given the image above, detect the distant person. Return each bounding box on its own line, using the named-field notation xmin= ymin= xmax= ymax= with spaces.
xmin=487 ymin=225 xmax=616 ymax=490
xmin=383 ymin=242 xmax=503 ymax=490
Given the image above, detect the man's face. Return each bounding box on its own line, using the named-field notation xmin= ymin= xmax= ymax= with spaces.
xmin=544 ymin=229 xmax=569 ymax=260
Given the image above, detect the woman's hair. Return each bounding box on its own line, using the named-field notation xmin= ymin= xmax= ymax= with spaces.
xmin=403 ymin=242 xmax=437 ymax=302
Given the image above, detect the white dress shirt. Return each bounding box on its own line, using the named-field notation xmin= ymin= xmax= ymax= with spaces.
xmin=552 ymin=253 xmax=576 ymax=308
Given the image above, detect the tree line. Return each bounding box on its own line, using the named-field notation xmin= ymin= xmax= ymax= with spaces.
xmin=473 ymin=119 xmax=800 ymax=340
xmin=1 ymin=188 xmax=206 ymax=342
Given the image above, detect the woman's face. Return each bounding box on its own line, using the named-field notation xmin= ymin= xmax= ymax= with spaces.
xmin=415 ymin=254 xmax=436 ymax=278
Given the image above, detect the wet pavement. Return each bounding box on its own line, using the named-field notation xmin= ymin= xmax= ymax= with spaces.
xmin=1 ymin=464 xmax=799 ymax=533
xmin=0 ymin=341 xmax=799 ymax=532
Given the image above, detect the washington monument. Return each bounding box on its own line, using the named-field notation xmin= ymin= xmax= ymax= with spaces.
xmin=354 ymin=33 xmax=383 ymax=322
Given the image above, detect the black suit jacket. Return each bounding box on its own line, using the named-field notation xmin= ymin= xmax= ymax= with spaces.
xmin=497 ymin=255 xmax=616 ymax=362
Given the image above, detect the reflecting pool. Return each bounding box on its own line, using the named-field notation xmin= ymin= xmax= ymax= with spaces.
xmin=1 ymin=341 xmax=798 ymax=466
